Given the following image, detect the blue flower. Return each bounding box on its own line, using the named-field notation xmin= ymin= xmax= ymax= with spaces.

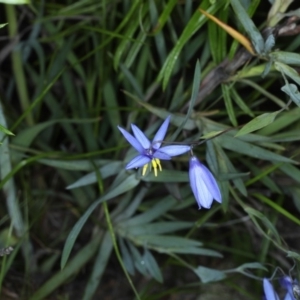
xmin=189 ymin=156 xmax=221 ymax=209
xmin=263 ymin=278 xmax=296 ymax=300
xmin=263 ymin=278 xmax=280 ymax=300
xmin=118 ymin=116 xmax=191 ymax=176
xmin=280 ymin=276 xmax=298 ymax=300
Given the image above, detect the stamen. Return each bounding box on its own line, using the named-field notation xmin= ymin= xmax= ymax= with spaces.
xmin=142 ymin=164 xmax=148 ymax=176
xmin=155 ymin=158 xmax=162 ymax=171
xmin=151 ymin=159 xmax=158 ymax=177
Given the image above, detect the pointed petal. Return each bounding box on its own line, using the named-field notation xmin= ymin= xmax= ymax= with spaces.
xmin=280 ymin=277 xmax=296 ymax=300
xmin=126 ymin=155 xmax=151 ymax=169
xmin=153 ymin=150 xmax=171 ymax=160
xmin=284 ymin=293 xmax=293 ymax=300
xmin=280 ymin=276 xmax=293 ymax=290
xmin=159 ymin=145 xmax=191 ymax=157
xmin=199 ymin=164 xmax=222 ymax=203
xmin=131 ymin=124 xmax=151 ymax=149
xmin=189 ymin=157 xmax=213 ymax=209
xmin=263 ymin=279 xmax=280 ymax=300
xmin=152 ymin=116 xmax=170 ymax=150
xmin=118 ymin=126 xmax=144 ymax=153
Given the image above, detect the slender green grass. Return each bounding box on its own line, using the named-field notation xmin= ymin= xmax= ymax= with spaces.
xmin=0 ymin=1 xmax=300 ymax=299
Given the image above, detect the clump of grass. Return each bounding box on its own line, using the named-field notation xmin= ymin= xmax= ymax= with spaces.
xmin=0 ymin=1 xmax=300 ymax=299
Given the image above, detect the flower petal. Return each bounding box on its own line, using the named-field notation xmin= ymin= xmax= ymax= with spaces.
xmin=118 ymin=126 xmax=144 ymax=153
xmin=280 ymin=276 xmax=293 ymax=290
xmin=131 ymin=124 xmax=151 ymax=149
xmin=280 ymin=276 xmax=297 ymax=300
xmin=152 ymin=116 xmax=170 ymax=150
xmin=189 ymin=157 xmax=214 ymax=209
xmin=198 ymin=163 xmax=222 ymax=203
xmin=284 ymin=293 xmax=294 ymax=300
xmin=153 ymin=150 xmax=171 ymax=160
xmin=159 ymin=145 xmax=191 ymax=157
xmin=263 ymin=279 xmax=280 ymax=300
xmin=126 ymin=155 xmax=151 ymax=169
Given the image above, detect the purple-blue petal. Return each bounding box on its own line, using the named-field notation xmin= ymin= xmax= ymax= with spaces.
xmin=118 ymin=126 xmax=144 ymax=153
xmin=126 ymin=155 xmax=151 ymax=169
xmin=158 ymin=145 xmax=191 ymax=157
xmin=189 ymin=157 xmax=214 ymax=209
xmin=198 ymin=162 xmax=222 ymax=203
xmin=152 ymin=116 xmax=170 ymax=150
xmin=284 ymin=293 xmax=294 ymax=300
xmin=263 ymin=279 xmax=280 ymax=300
xmin=153 ymin=150 xmax=171 ymax=160
xmin=280 ymin=276 xmax=295 ymax=299
xmin=131 ymin=124 xmax=151 ymax=149
xmin=280 ymin=276 xmax=293 ymax=289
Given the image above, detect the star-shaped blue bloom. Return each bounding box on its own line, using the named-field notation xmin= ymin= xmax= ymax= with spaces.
xmin=118 ymin=116 xmax=191 ymax=176
xmin=189 ymin=156 xmax=222 ymax=209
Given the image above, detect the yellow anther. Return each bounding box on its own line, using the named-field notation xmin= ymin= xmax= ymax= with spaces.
xmin=141 ymin=159 xmax=162 ymax=177
xmin=151 ymin=159 xmax=158 ymax=177
xmin=155 ymin=158 xmax=162 ymax=171
xmin=142 ymin=163 xmax=148 ymax=176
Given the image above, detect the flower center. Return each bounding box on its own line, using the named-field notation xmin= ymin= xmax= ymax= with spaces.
xmin=145 ymin=148 xmax=154 ymax=157
xmin=142 ymin=158 xmax=162 ymax=177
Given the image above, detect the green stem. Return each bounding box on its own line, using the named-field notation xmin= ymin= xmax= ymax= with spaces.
xmin=6 ymin=4 xmax=34 ymax=125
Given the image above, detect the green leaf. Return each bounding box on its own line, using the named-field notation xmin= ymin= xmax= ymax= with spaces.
xmin=0 ymin=23 xmax=8 ymax=28
xmin=61 ymin=174 xmax=140 ymax=269
xmin=157 ymin=2 xmax=223 ymax=89
xmin=136 ymin=235 xmax=202 ymax=248
xmin=171 ymin=60 xmax=201 ymax=141
xmin=194 ymin=266 xmax=226 ymax=283
xmin=245 ymin=207 xmax=282 ymax=245
xmin=31 ymin=236 xmax=102 ymax=300
xmin=287 ymin=251 xmax=300 ymax=261
xmin=222 ymin=84 xmax=237 ymax=126
xmin=128 ymin=243 xmax=148 ymax=276
xmin=0 ymin=0 xmax=29 ymax=4
xmin=281 ymin=83 xmax=300 ymax=107
xmin=154 ymin=0 xmax=178 ymax=32
xmin=235 ymin=112 xmax=280 ymax=137
xmin=143 ymin=249 xmax=163 ymax=283
xmin=121 ymin=197 xmax=176 ymax=227
xmin=218 ymin=134 xmax=295 ymax=164
xmin=270 ymin=51 xmax=300 ymax=66
xmin=280 ymin=163 xmax=300 ymax=184
xmin=113 ymin=4 xmax=147 ymax=70
xmin=0 ymin=102 xmax=25 ymax=240
xmin=66 ymin=161 xmax=123 ymax=189
xmin=122 ymin=91 xmax=196 ymax=130
xmin=82 ymin=232 xmax=113 ymax=300
xmin=275 ymin=61 xmax=300 ymax=85
xmin=230 ymin=0 xmax=264 ymax=54
xmin=0 ymin=124 xmax=14 ymax=136
xmin=236 ymin=262 xmax=267 ymax=272
xmin=13 ymin=118 xmax=99 ymax=148
xmin=140 ymin=170 xmax=188 ymax=183
xmin=254 ymin=193 xmax=300 ymax=227
xmin=126 ymin=222 xmax=193 ymax=236
xmin=103 ymin=80 xmax=122 ymax=138
xmin=119 ymin=238 xmax=135 ymax=276
xmin=258 ymin=107 xmax=300 ymax=135
xmin=264 ymin=34 xmax=275 ymax=53
xmin=38 ymin=159 xmax=115 ymax=172
xmin=201 ymin=131 xmax=223 ymax=139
